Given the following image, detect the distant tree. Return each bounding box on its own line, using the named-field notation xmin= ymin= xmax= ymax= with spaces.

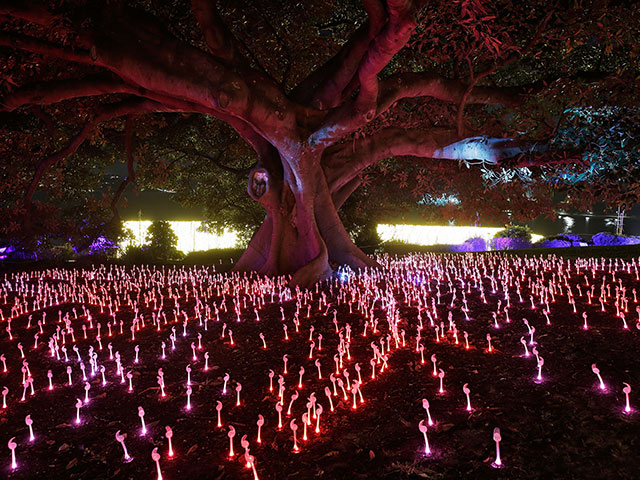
xmin=494 ymin=224 xmax=532 ymax=241
xmin=145 ymin=221 xmax=182 ymax=261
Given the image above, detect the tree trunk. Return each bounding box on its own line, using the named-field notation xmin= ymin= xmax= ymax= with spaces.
xmin=235 ymin=152 xmax=374 ymax=288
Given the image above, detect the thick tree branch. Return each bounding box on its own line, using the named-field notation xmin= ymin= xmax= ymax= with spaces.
xmin=376 ymin=71 xmax=523 ymax=115
xmin=30 ymin=105 xmax=55 ymax=138
xmin=309 ymin=0 xmax=419 ymax=147
xmin=332 ymin=175 xmax=362 ymax=210
xmin=190 ymin=0 xmax=243 ymax=65
xmin=0 ymin=31 xmax=93 ymax=65
xmin=293 ymin=0 xmax=387 ymax=109
xmin=354 ymin=0 xmax=417 ymax=109
xmin=0 ymin=1 xmax=63 ymax=29
xmin=1 ymin=75 xmax=140 ymax=111
xmin=1 ymin=6 xmax=318 ymax=155
xmin=88 ymin=7 xmax=315 ymax=153
xmin=170 ymin=146 xmax=253 ymax=175
xmin=323 ymin=127 xmax=549 ymax=194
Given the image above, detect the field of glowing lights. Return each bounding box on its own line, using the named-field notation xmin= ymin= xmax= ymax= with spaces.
xmin=1 ymin=253 xmax=639 ymax=479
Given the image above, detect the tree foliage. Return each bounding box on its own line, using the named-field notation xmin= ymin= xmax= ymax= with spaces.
xmin=145 ymin=220 xmax=182 ymax=261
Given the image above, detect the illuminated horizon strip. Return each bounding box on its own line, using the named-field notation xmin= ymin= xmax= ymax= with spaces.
xmin=377 ymin=224 xmax=543 ymax=246
xmin=119 ymin=220 xmax=543 ymax=254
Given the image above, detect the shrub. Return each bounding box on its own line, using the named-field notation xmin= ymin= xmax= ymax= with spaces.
xmin=451 ymin=237 xmax=487 ymax=252
xmin=120 ymin=245 xmax=154 ymax=263
xmin=592 ymin=232 xmax=640 ymax=246
xmin=491 ymin=237 xmax=532 ymax=250
xmin=538 ymin=239 xmax=572 ymax=248
xmin=494 ymin=224 xmax=533 ymax=240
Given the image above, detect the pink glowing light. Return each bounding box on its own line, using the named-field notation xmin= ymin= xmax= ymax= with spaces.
xmin=276 ymin=402 xmax=283 ymax=429
xmin=418 ymin=420 xmax=430 ymax=455
xmin=257 ymin=414 xmax=264 ymax=443
xmin=115 ymin=430 xmax=131 ymax=461
xmin=236 ymin=382 xmax=242 ymax=406
xmin=223 ymin=373 xmax=230 ymax=394
xmin=315 ymin=404 xmax=323 ymax=433
xmin=25 ymin=415 xmax=34 ymax=442
xmin=290 ymin=419 xmax=299 ymax=451
xmin=138 ymin=406 xmax=147 ymax=435
xmin=463 ymin=383 xmax=472 ymax=411
xmin=325 ymin=387 xmax=334 ymax=412
xmin=623 ymin=383 xmax=632 ymax=413
xmin=152 ymin=447 xmax=163 ymax=480
xmin=492 ymin=427 xmax=502 ymax=467
xmin=8 ymin=437 xmax=17 ymax=470
xmin=216 ymin=401 xmax=223 ymax=427
xmin=75 ymin=398 xmax=83 ymax=424
xmin=228 ymin=425 xmax=236 ymax=457
xmin=301 ymin=412 xmax=308 ymax=441
xmin=268 ymin=370 xmax=275 ymax=392
xmin=536 ymin=356 xmax=544 ymax=382
xmin=422 ymin=398 xmax=433 ymax=426
xmin=591 ymin=364 xmax=606 ymax=391
xmin=165 ymin=426 xmax=174 ymax=457
xmin=287 ymin=391 xmax=299 ymax=416
xmin=186 ymin=385 xmax=192 ymax=410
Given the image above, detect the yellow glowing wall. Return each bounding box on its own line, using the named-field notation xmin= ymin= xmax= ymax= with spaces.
xmin=120 ymin=221 xmax=240 ymax=254
xmin=120 ymin=221 xmax=542 ymax=254
xmin=377 ymin=224 xmax=543 ymax=246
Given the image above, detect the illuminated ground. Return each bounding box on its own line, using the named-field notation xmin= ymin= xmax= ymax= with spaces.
xmin=1 ymin=254 xmax=638 ymax=479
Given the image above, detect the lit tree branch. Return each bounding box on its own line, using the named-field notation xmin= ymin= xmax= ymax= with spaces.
xmin=0 ymin=31 xmax=93 ymax=65
xmin=323 ymin=127 xmax=550 ymax=194
xmin=309 ymin=0 xmax=420 ymax=147
xmin=1 ymin=75 xmax=140 ymax=111
xmin=190 ymin=0 xmax=244 ymax=65
xmin=0 ymin=0 xmax=65 ymax=29
xmin=293 ymin=0 xmax=387 ymax=109
xmin=376 ymin=71 xmax=523 ymax=115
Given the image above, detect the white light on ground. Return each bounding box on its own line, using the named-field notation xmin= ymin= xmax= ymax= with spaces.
xmin=377 ymin=224 xmax=543 ymax=246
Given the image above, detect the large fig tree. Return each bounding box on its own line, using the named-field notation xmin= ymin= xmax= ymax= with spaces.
xmin=1 ymin=0 xmax=638 ymax=284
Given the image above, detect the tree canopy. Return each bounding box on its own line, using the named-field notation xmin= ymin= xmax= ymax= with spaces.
xmin=0 ymin=0 xmax=639 ymax=283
